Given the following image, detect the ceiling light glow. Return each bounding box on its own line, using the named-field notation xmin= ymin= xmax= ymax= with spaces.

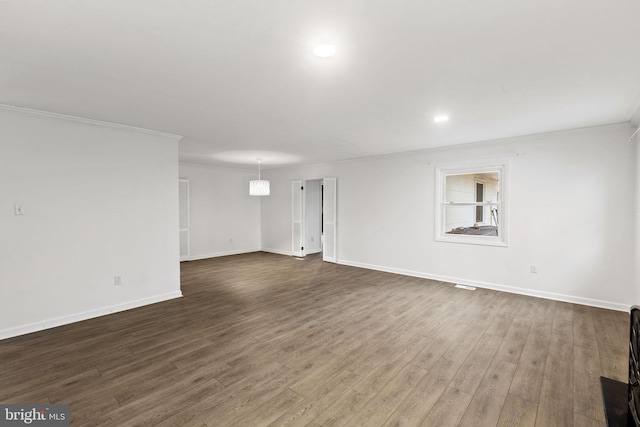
xmin=434 ymin=114 xmax=449 ymax=123
xmin=313 ymin=44 xmax=336 ymax=57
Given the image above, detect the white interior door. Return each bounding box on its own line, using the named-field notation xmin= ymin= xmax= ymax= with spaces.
xmin=179 ymin=178 xmax=189 ymax=261
xmin=292 ymin=180 xmax=303 ymax=256
xmin=323 ymin=177 xmax=337 ymax=263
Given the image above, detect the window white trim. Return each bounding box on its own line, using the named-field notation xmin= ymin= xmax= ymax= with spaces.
xmin=435 ymin=160 xmax=509 ymax=247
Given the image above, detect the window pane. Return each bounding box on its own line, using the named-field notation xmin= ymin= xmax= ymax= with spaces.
xmin=444 ymin=172 xmax=499 ymax=203
xmin=442 ymin=171 xmax=500 ymax=237
xmin=444 ymin=204 xmax=476 ymax=231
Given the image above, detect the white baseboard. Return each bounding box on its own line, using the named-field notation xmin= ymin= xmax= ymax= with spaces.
xmin=261 ymin=247 xmax=294 ymax=256
xmin=184 ymin=248 xmax=261 ymax=261
xmin=338 ymin=259 xmax=630 ymax=312
xmin=0 ymin=291 xmax=183 ymax=340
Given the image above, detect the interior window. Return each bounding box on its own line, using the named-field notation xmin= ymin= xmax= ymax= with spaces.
xmin=436 ymin=162 xmax=507 ymax=246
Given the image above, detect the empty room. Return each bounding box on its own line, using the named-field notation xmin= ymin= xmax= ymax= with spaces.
xmin=2 ymin=1 xmax=640 ymax=426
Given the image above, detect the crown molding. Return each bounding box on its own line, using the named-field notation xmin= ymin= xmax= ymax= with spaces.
xmin=0 ymin=104 xmax=183 ymax=141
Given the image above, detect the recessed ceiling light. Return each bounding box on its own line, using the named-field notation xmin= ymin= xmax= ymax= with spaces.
xmin=433 ymin=114 xmax=449 ymax=123
xmin=313 ymin=44 xmax=336 ymax=57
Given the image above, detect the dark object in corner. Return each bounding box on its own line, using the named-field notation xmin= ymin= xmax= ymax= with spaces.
xmin=629 ymin=306 xmax=640 ymax=425
xmin=600 ymin=305 xmax=640 ymax=426
xmin=601 ymin=376 xmax=632 ymax=426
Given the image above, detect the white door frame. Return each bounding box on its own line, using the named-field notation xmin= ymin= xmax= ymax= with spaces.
xmin=322 ymin=177 xmax=337 ymax=263
xmin=292 ymin=180 xmax=304 ymax=257
xmin=179 ymin=178 xmax=190 ymax=261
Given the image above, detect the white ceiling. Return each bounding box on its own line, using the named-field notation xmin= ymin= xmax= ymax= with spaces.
xmin=2 ymin=1 xmax=640 ymax=169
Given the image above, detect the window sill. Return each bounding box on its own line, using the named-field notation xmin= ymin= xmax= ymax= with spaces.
xmin=435 ymin=234 xmax=508 ymax=247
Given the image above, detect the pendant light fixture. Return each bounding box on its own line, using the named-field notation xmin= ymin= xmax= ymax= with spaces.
xmin=249 ymin=158 xmax=270 ymax=196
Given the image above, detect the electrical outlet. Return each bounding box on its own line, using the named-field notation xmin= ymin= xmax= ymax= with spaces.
xmin=14 ymin=204 xmax=24 ymax=215
xmin=530 ymin=265 xmax=537 ymax=274
xmin=114 ymin=276 xmax=122 ymax=286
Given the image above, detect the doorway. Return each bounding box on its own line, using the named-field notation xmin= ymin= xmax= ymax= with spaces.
xmin=291 ymin=177 xmax=337 ymax=262
xmin=475 ymin=181 xmax=484 ymax=223
xmin=304 ymin=179 xmax=323 ymax=255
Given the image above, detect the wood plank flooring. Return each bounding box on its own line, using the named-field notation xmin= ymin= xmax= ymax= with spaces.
xmin=0 ymin=252 xmax=629 ymax=426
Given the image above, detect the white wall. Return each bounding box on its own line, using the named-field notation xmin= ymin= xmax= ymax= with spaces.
xmin=178 ymin=163 xmax=261 ymax=259
xmin=261 ymin=123 xmax=636 ymax=310
xmin=0 ymin=106 xmax=182 ymax=339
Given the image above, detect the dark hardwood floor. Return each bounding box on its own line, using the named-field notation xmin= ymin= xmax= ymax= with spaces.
xmin=0 ymin=252 xmax=629 ymax=426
